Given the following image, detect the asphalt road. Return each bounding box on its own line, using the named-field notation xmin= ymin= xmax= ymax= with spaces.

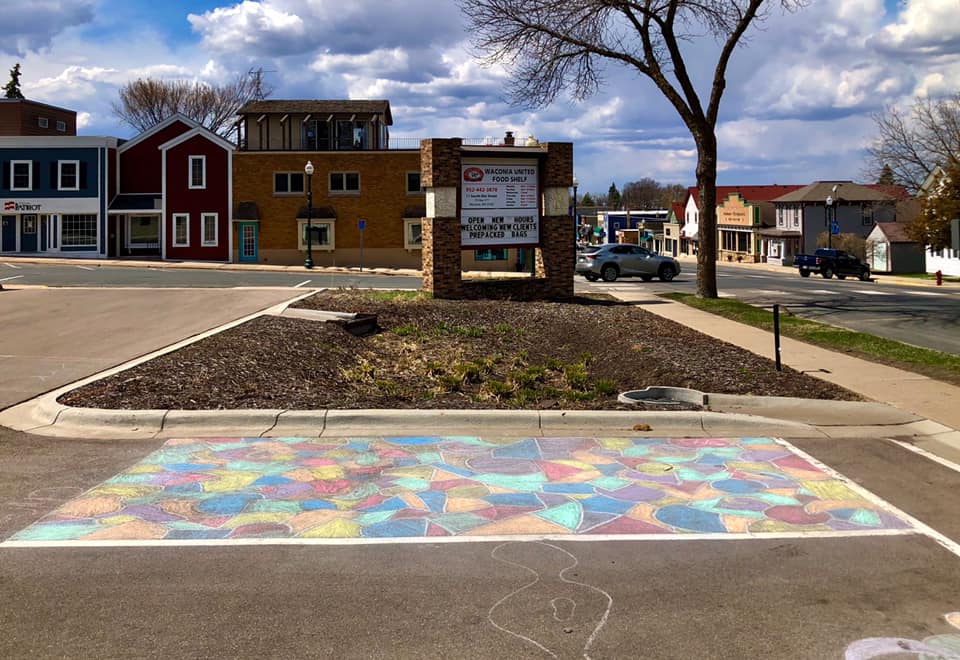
xmin=2 ymin=425 xmax=960 ymax=659
xmin=0 ymin=260 xmax=421 ymax=290
xmin=581 ymin=263 xmax=960 ymax=356
xmin=5 ymin=258 xmax=960 ymax=355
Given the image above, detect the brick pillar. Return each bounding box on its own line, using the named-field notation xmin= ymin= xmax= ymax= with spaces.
xmin=421 ymin=138 xmax=463 ymax=298
xmin=537 ymin=141 xmax=576 ymax=298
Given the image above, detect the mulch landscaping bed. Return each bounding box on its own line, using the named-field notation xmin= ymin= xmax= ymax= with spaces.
xmin=60 ymin=290 xmax=858 ymax=410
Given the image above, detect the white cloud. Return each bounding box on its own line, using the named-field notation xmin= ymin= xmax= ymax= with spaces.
xmin=1 ymin=1 xmax=95 ymax=55
xmin=188 ymin=1 xmax=307 ymax=56
xmin=873 ymin=0 xmax=960 ymax=55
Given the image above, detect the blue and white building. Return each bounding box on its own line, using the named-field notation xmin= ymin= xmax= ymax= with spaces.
xmin=1 ymin=136 xmax=118 ymax=257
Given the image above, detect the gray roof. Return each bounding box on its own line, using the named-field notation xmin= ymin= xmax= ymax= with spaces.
xmin=237 ymin=100 xmax=392 ymax=125
xmin=771 ymin=181 xmax=896 ymax=204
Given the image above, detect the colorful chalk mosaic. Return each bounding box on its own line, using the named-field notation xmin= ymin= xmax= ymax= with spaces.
xmin=8 ymin=436 xmax=911 ymax=542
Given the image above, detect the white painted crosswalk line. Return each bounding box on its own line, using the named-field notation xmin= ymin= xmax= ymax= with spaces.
xmin=908 ymin=290 xmax=947 ymax=297
xmin=853 ymin=289 xmax=893 ymax=296
xmin=3 ymin=262 xmax=21 ymax=269
xmin=810 ymin=289 xmax=840 ymax=295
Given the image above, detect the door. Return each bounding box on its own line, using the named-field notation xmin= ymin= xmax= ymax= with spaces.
xmin=1 ymin=216 xmax=15 ymax=252
xmin=238 ymin=223 xmax=258 ymax=262
xmin=20 ymin=215 xmax=38 ymax=252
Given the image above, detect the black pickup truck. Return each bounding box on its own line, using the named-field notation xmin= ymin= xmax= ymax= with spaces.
xmin=794 ymin=248 xmax=871 ymax=280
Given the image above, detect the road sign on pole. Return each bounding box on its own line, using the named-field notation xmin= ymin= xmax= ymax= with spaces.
xmin=358 ymin=219 xmax=366 ymax=271
xmin=831 ymin=220 xmax=840 ymax=236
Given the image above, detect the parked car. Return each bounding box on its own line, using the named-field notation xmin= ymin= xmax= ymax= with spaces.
xmin=576 ymin=243 xmax=681 ymax=282
xmin=794 ymin=248 xmax=871 ymax=281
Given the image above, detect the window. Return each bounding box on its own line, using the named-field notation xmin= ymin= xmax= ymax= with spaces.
xmin=406 ymin=172 xmax=422 ymax=194
xmin=22 ymin=216 xmax=36 ymax=234
xmin=201 ymin=213 xmax=218 ymax=246
xmin=403 ymin=219 xmax=422 ymax=249
xmin=173 ymin=214 xmax=189 ymax=247
xmin=189 ymin=156 xmax=206 ymax=189
xmin=58 ymin=160 xmax=79 ymax=191
xmin=10 ymin=160 xmax=32 ymax=191
xmin=274 ymin=172 xmax=305 ymax=194
xmin=38 ymin=117 xmax=49 ymax=128
xmin=336 ymin=120 xmax=368 ymax=150
xmin=56 ymin=120 xmax=66 ymax=132
xmin=61 ymin=214 xmax=97 ymax=247
xmin=861 ymin=205 xmax=874 ymax=226
xmin=297 ymin=219 xmax=335 ymax=250
xmin=329 ymin=172 xmax=360 ymax=193
xmin=474 ymin=248 xmax=508 ymax=261
xmin=128 ymin=216 xmax=159 ymax=248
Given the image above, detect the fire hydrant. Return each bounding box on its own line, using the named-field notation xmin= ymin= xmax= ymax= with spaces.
xmin=937 ymin=270 xmax=943 ymax=286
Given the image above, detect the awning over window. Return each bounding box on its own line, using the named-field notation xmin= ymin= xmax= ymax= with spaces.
xmin=233 ymin=201 xmax=260 ymax=221
xmin=108 ymin=194 xmax=161 ymax=212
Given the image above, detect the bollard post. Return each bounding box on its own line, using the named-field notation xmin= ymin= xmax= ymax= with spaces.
xmin=773 ymin=304 xmax=782 ymax=372
xmin=937 ymin=270 xmax=943 ymax=286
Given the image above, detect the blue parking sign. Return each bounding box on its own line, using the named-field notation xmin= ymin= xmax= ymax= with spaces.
xmin=831 ymin=221 xmax=840 ymax=235
xmin=359 ymin=219 xmax=366 ymax=230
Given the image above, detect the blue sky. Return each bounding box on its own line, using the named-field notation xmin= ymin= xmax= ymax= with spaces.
xmin=4 ymin=0 xmax=959 ymax=197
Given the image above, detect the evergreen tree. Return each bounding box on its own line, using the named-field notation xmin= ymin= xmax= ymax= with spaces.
xmin=607 ymin=183 xmax=621 ymax=209
xmin=877 ymin=164 xmax=895 ymax=186
xmin=909 ymin=159 xmax=960 ymax=250
xmin=581 ymin=192 xmax=595 ymax=207
xmin=3 ymin=63 xmax=25 ymax=99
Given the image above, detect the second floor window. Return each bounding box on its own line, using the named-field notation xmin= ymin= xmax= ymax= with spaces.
xmin=189 ymin=156 xmax=206 ymax=189
xmin=329 ymin=172 xmax=360 ymax=193
xmin=59 ymin=161 xmax=79 ymax=191
xmin=274 ymin=172 xmax=305 ymax=194
xmin=56 ymin=120 xmax=66 ymax=132
xmin=38 ymin=117 xmax=49 ymax=128
xmin=11 ymin=161 xmax=32 ymax=190
xmin=406 ymin=172 xmax=422 ymax=194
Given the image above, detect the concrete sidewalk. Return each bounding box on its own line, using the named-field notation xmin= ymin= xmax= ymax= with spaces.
xmin=609 ymin=287 xmax=960 ymax=458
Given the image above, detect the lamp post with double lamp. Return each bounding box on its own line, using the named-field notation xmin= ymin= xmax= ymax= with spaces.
xmin=304 ymin=160 xmax=314 ymax=269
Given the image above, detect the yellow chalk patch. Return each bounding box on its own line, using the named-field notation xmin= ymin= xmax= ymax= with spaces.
xmin=202 ymin=471 xmax=260 ymax=493
xmin=89 ymin=484 xmax=158 ymax=498
xmin=98 ymin=515 xmax=140 ymax=527
xmin=126 ymin=464 xmax=163 ymax=474
xmin=221 ymin=513 xmax=290 ymax=529
xmin=750 ymin=520 xmax=831 ymax=533
xmin=801 ymin=481 xmax=862 ymax=502
xmin=599 ymin=438 xmax=633 ymax=450
xmin=446 ymin=485 xmax=491 ymax=499
xmin=806 ymin=499 xmax=873 ymax=514
xmin=721 ymin=515 xmax=753 ymax=534
xmin=160 ymin=499 xmax=198 ymax=518
xmin=301 ymin=518 xmax=361 ymax=538
xmin=309 ymin=466 xmax=345 ymax=481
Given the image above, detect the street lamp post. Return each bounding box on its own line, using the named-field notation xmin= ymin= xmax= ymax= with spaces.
xmin=304 ymin=161 xmax=314 ymax=269
xmin=572 ymin=174 xmax=579 ymax=241
xmin=825 ymin=184 xmax=839 ymax=250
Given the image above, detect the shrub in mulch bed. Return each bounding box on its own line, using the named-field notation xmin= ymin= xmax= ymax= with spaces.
xmin=60 ymin=289 xmax=858 ymax=410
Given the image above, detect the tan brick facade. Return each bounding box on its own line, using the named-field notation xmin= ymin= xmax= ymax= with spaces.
xmin=233 ymin=150 xmax=423 ymax=266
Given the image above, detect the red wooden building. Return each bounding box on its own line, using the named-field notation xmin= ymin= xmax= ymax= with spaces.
xmin=109 ymin=114 xmax=232 ymax=261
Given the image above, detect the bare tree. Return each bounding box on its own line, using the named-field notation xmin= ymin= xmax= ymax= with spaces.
xmin=461 ymin=0 xmax=807 ymax=298
xmin=112 ymin=71 xmax=272 ymax=136
xmin=864 ymin=93 xmax=960 ymax=195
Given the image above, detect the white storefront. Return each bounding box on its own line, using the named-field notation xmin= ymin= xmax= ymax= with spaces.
xmin=1 ymin=197 xmax=101 ymax=255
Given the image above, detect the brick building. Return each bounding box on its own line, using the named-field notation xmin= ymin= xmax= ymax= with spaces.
xmin=231 ymin=99 xmax=523 ymax=270
xmin=0 ymin=99 xmax=77 ymax=136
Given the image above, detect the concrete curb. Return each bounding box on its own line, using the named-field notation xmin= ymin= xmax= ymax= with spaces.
xmin=7 ymin=391 xmax=959 ymax=442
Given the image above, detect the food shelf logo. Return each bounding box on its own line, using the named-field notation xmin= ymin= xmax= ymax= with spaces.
xmin=463 ymin=167 xmax=485 ymax=183
xmin=4 ymin=201 xmax=42 ymax=212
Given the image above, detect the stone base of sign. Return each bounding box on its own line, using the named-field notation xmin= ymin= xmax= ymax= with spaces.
xmin=420 ymin=138 xmax=575 ymax=301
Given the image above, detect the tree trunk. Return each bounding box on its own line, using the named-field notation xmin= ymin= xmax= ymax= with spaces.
xmin=695 ymin=138 xmax=719 ymax=299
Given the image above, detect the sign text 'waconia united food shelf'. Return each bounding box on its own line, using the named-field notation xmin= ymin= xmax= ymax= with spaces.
xmin=460 ymin=160 xmax=539 ymax=247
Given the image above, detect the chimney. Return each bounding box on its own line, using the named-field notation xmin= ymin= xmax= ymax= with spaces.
xmin=503 ymin=130 xmax=515 ymax=146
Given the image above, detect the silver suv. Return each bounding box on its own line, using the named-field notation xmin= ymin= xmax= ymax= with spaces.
xmin=576 ymin=243 xmax=681 ymax=282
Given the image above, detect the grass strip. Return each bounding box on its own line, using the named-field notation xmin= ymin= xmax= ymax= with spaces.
xmin=661 ymin=292 xmax=960 ymax=386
